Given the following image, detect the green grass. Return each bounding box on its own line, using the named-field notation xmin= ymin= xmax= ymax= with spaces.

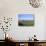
xmin=18 ymin=20 xmax=34 ymax=26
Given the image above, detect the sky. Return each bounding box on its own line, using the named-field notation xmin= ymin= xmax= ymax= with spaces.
xmin=18 ymin=14 xmax=34 ymax=20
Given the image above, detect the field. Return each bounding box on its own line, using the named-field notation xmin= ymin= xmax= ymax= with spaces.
xmin=18 ymin=20 xmax=34 ymax=26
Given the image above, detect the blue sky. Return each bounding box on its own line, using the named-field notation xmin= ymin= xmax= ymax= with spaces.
xmin=18 ymin=14 xmax=34 ymax=20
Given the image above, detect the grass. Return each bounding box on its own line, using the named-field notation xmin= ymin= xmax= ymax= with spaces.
xmin=18 ymin=20 xmax=34 ymax=26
